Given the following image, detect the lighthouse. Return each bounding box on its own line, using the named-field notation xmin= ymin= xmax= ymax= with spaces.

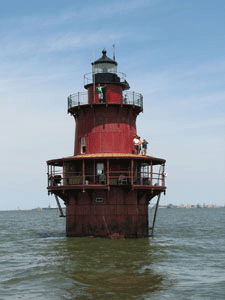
xmin=47 ymin=49 xmax=166 ymax=237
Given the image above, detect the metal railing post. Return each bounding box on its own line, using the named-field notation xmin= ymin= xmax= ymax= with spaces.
xmin=107 ymin=159 xmax=109 ymax=186
xmin=82 ymin=160 xmax=85 ymax=185
xmin=131 ymin=160 xmax=134 ymax=185
xmin=47 ymin=165 xmax=49 ymax=187
xmin=150 ymin=161 xmax=152 ymax=186
xmin=68 ymin=96 xmax=71 ymax=109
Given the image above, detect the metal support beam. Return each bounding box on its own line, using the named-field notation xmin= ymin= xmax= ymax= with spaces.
xmin=151 ymin=193 xmax=161 ymax=236
xmin=54 ymin=194 xmax=65 ymax=217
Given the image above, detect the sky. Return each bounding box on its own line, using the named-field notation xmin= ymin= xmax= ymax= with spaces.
xmin=0 ymin=0 xmax=224 ymax=210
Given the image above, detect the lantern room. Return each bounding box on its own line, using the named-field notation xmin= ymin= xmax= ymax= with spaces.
xmin=92 ymin=49 xmax=117 ymax=74
xmin=91 ymin=49 xmax=122 ymax=86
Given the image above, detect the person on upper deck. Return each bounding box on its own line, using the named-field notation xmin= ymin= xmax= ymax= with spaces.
xmin=142 ymin=138 xmax=149 ymax=155
xmin=138 ymin=137 xmax=142 ymax=154
xmin=97 ymin=84 xmax=104 ymax=103
xmin=133 ymin=135 xmax=139 ymax=154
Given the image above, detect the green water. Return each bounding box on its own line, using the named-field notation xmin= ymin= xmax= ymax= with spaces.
xmin=0 ymin=208 xmax=225 ymax=299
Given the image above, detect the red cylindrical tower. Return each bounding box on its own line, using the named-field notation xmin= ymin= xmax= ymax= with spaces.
xmin=47 ymin=49 xmax=166 ymax=237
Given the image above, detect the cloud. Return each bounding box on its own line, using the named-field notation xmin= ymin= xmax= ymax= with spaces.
xmin=42 ymin=31 xmax=125 ymax=54
xmin=0 ymin=30 xmax=125 ymax=58
xmin=1 ymin=0 xmax=154 ymax=30
xmin=0 ymin=0 xmax=156 ymax=60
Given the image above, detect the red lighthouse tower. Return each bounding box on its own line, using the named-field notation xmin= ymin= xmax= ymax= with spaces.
xmin=47 ymin=49 xmax=166 ymax=237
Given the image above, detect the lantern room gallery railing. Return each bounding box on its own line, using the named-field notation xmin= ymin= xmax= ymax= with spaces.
xmin=67 ymin=91 xmax=143 ymax=110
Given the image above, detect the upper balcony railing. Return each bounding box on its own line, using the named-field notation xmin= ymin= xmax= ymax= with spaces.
xmin=68 ymin=92 xmax=88 ymax=107
xmin=84 ymin=71 xmax=127 ymax=86
xmin=67 ymin=91 xmax=143 ymax=110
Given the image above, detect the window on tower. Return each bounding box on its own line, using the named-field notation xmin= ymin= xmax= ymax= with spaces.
xmin=81 ymin=137 xmax=86 ymax=154
xmin=96 ymin=197 xmax=104 ymax=203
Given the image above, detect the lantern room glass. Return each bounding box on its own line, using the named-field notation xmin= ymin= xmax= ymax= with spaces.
xmin=92 ymin=63 xmax=117 ymax=75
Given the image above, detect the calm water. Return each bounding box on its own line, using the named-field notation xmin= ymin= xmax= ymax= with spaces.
xmin=0 ymin=208 xmax=224 ymax=299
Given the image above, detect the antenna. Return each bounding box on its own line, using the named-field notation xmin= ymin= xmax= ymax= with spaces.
xmin=92 ymin=48 xmax=95 ymax=101
xmin=113 ymin=44 xmax=115 ymax=61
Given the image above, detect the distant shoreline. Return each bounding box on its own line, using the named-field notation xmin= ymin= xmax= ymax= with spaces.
xmin=1 ymin=205 xmax=224 ymax=212
xmin=153 ymin=204 xmax=225 ymax=209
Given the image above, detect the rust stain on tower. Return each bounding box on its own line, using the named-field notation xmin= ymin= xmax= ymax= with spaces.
xmin=47 ymin=49 xmax=167 ymax=237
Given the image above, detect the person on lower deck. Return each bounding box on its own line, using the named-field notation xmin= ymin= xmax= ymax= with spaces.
xmin=99 ymin=171 xmax=106 ymax=184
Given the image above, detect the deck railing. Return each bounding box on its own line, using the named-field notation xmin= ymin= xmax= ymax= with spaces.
xmin=67 ymin=92 xmax=88 ymax=107
xmin=122 ymin=91 xmax=143 ymax=108
xmin=67 ymin=91 xmax=143 ymax=110
xmin=48 ymin=170 xmax=165 ymax=188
